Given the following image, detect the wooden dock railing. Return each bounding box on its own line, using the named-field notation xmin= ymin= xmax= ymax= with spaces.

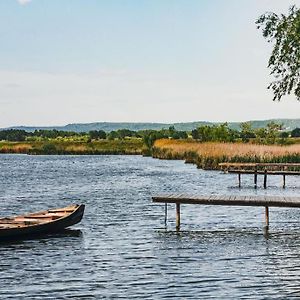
xmin=153 ymin=194 xmax=300 ymax=232
xmin=219 ymin=163 xmax=300 ymax=188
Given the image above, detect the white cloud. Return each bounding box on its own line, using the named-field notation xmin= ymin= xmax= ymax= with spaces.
xmin=17 ymin=0 xmax=32 ymax=6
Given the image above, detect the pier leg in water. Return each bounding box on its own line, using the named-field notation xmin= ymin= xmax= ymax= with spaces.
xmin=283 ymin=174 xmax=286 ymax=189
xmin=238 ymin=173 xmax=241 ymax=188
xmin=265 ymin=206 xmax=269 ymax=230
xmin=164 ymin=203 xmax=168 ymax=227
xmin=176 ymin=203 xmax=180 ymax=231
xmin=254 ymin=170 xmax=257 ymax=189
xmin=264 ymin=170 xmax=267 ymax=189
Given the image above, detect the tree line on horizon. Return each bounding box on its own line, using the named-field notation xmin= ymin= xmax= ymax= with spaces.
xmin=1 ymin=122 xmax=300 ymax=146
xmin=0 ymin=127 xmax=187 ymax=143
xmin=191 ymin=122 xmax=293 ymax=144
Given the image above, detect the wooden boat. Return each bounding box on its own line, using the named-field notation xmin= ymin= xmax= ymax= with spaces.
xmin=0 ymin=204 xmax=85 ymax=240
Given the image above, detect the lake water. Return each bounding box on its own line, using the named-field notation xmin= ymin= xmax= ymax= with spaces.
xmin=1 ymin=154 xmax=300 ymax=299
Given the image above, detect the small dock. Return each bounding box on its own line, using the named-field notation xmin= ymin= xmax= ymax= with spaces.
xmin=219 ymin=163 xmax=300 ymax=188
xmin=152 ymin=194 xmax=300 ymax=232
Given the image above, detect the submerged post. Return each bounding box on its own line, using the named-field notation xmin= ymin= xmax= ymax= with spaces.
xmin=176 ymin=202 xmax=180 ymax=231
xmin=265 ymin=206 xmax=269 ymax=229
xmin=283 ymin=174 xmax=286 ymax=189
xmin=238 ymin=173 xmax=241 ymax=188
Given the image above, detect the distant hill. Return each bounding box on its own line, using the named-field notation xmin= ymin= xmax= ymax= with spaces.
xmin=3 ymin=119 xmax=300 ymax=132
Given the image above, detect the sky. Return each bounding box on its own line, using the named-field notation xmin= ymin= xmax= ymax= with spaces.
xmin=0 ymin=0 xmax=299 ymax=127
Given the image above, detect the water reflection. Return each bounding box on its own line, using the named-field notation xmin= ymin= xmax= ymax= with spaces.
xmin=0 ymin=229 xmax=83 ymax=247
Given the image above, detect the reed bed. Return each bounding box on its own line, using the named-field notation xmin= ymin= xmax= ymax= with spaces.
xmin=0 ymin=139 xmax=145 ymax=155
xmin=0 ymin=142 xmax=33 ymax=154
xmin=153 ymin=139 xmax=300 ymax=169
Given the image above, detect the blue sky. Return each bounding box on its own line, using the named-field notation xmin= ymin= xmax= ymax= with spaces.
xmin=0 ymin=0 xmax=299 ymax=127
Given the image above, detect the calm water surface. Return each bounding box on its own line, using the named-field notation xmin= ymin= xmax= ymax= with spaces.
xmin=1 ymin=154 xmax=300 ymax=299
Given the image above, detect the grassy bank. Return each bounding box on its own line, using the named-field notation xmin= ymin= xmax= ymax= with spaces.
xmin=153 ymin=139 xmax=300 ymax=169
xmin=0 ymin=139 xmax=145 ymax=155
xmin=3 ymin=138 xmax=300 ymax=169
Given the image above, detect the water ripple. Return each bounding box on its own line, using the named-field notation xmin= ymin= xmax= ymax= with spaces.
xmin=0 ymin=154 xmax=300 ymax=298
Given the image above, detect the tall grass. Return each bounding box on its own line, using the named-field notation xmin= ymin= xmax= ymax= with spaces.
xmin=0 ymin=142 xmax=33 ymax=154
xmin=0 ymin=139 xmax=145 ymax=155
xmin=153 ymin=139 xmax=300 ymax=169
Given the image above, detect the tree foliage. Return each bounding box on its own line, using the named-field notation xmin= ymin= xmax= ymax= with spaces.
xmin=191 ymin=122 xmax=286 ymax=144
xmin=192 ymin=123 xmax=239 ymax=143
xmin=256 ymin=5 xmax=300 ymax=101
xmin=291 ymin=127 xmax=300 ymax=137
xmin=33 ymin=129 xmax=81 ymax=139
xmin=89 ymin=130 xmax=107 ymax=140
xmin=240 ymin=122 xmax=256 ymax=142
xmin=0 ymin=124 xmax=295 ymax=146
xmin=0 ymin=129 xmax=27 ymax=141
xmin=142 ymin=127 xmax=188 ymax=149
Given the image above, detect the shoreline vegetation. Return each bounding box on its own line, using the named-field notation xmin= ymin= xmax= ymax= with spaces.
xmin=1 ymin=138 xmax=300 ymax=170
xmin=1 ymin=122 xmax=300 ymax=169
xmin=0 ymin=139 xmax=145 ymax=155
xmin=152 ymin=139 xmax=300 ymax=170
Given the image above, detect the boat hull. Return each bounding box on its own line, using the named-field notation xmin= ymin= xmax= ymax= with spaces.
xmin=0 ymin=204 xmax=85 ymax=240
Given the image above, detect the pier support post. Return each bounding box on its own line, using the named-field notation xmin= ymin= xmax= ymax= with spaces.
xmin=265 ymin=206 xmax=269 ymax=229
xmin=176 ymin=202 xmax=180 ymax=231
xmin=238 ymin=174 xmax=241 ymax=188
xmin=283 ymin=175 xmax=286 ymax=189
xmin=263 ymin=170 xmax=267 ymax=189
xmin=164 ymin=203 xmax=168 ymax=226
xmin=254 ymin=168 xmax=257 ymax=189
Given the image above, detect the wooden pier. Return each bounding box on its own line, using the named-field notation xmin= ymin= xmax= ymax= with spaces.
xmin=219 ymin=163 xmax=300 ymax=188
xmin=152 ymin=194 xmax=300 ymax=231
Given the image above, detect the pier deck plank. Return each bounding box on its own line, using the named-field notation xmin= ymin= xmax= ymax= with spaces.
xmin=152 ymin=194 xmax=300 ymax=208
xmin=228 ymin=170 xmax=300 ymax=176
xmin=219 ymin=163 xmax=300 ymax=168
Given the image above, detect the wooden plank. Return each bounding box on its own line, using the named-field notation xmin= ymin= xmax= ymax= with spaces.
xmin=228 ymin=170 xmax=300 ymax=175
xmin=0 ymin=223 xmax=24 ymax=228
xmin=152 ymin=195 xmax=300 ymax=208
xmin=219 ymin=163 xmax=257 ymax=167
xmin=219 ymin=162 xmax=300 ymax=168
xmin=23 ymin=213 xmax=67 ymax=218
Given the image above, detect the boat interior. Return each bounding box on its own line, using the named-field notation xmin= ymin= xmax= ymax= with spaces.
xmin=0 ymin=205 xmax=78 ymax=229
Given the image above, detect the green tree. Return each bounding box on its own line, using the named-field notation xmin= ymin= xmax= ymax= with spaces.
xmin=0 ymin=129 xmax=28 ymax=141
xmin=291 ymin=127 xmax=300 ymax=137
xmin=240 ymin=122 xmax=255 ymax=142
xmin=168 ymin=126 xmax=175 ymax=136
xmin=107 ymin=131 xmax=118 ymax=140
xmin=171 ymin=131 xmax=188 ymax=139
xmin=280 ymin=131 xmax=289 ymax=138
xmin=213 ymin=123 xmax=234 ymax=142
xmin=89 ymin=130 xmax=106 ymax=140
xmin=191 ymin=129 xmax=199 ymax=140
xmin=191 ymin=123 xmax=237 ymax=143
xmin=116 ymin=129 xmax=134 ymax=139
xmin=254 ymin=127 xmax=267 ymax=143
xmin=265 ymin=121 xmax=282 ymax=144
xmin=143 ymin=131 xmax=166 ymax=149
xmin=196 ymin=125 xmax=214 ymax=142
xmin=256 ymin=6 xmax=300 ymax=101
